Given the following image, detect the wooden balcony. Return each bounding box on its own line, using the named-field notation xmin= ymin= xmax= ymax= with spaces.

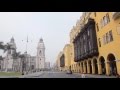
xmin=113 ymin=12 xmax=120 ymax=20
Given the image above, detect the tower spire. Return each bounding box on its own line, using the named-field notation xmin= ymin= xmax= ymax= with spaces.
xmin=40 ymin=37 xmax=43 ymax=43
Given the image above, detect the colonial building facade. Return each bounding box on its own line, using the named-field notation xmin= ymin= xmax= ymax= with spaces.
xmin=0 ymin=37 xmax=24 ymax=72
xmin=0 ymin=37 xmax=46 ymax=73
xmin=56 ymin=12 xmax=120 ymax=76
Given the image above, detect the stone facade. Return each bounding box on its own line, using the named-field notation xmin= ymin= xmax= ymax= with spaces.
xmin=45 ymin=62 xmax=50 ymax=69
xmin=36 ymin=38 xmax=45 ymax=71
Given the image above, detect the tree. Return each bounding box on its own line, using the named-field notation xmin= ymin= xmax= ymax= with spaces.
xmin=4 ymin=43 xmax=12 ymax=53
xmin=0 ymin=56 xmax=3 ymax=60
xmin=0 ymin=42 xmax=4 ymax=50
xmin=12 ymin=52 xmax=21 ymax=59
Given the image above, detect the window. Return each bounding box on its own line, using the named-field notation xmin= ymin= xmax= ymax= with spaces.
xmin=100 ymin=20 xmax=103 ymax=28
xmin=96 ymin=23 xmax=99 ymax=31
xmin=103 ymin=16 xmax=106 ymax=26
xmin=39 ymin=50 xmax=41 ymax=55
xmin=84 ymin=44 xmax=86 ymax=53
xmin=98 ymin=38 xmax=101 ymax=47
xmin=106 ymin=33 xmax=109 ymax=43
xmin=104 ymin=16 xmax=107 ymax=25
xmin=106 ymin=13 xmax=110 ymax=23
xmin=89 ymin=41 xmax=91 ymax=50
xmin=116 ymin=26 xmax=120 ymax=35
xmin=103 ymin=35 xmax=106 ymax=45
xmin=88 ymin=30 xmax=90 ymax=36
xmin=109 ymin=30 xmax=113 ymax=42
xmin=94 ymin=12 xmax=96 ymax=17
xmin=83 ymin=35 xmax=85 ymax=40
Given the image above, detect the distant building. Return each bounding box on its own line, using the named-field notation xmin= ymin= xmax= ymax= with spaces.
xmin=0 ymin=37 xmax=23 ymax=72
xmin=36 ymin=38 xmax=45 ymax=71
xmin=45 ymin=62 xmax=50 ymax=69
xmin=0 ymin=56 xmax=4 ymax=71
xmin=30 ymin=56 xmax=36 ymax=71
xmin=2 ymin=37 xmax=18 ymax=72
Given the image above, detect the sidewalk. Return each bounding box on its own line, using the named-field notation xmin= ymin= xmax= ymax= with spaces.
xmin=0 ymin=76 xmax=19 ymax=78
xmin=19 ymin=71 xmax=44 ymax=78
xmin=73 ymin=73 xmax=117 ymax=78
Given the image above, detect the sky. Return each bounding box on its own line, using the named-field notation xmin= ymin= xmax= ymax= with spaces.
xmin=0 ymin=12 xmax=82 ymax=66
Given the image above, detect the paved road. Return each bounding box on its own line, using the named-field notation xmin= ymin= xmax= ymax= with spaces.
xmin=19 ymin=71 xmax=117 ymax=78
xmin=20 ymin=71 xmax=81 ymax=78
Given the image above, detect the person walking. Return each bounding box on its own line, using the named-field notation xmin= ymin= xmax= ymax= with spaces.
xmin=81 ymin=73 xmax=85 ymax=78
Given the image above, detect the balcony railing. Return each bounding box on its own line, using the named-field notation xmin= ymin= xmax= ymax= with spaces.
xmin=113 ymin=12 xmax=120 ymax=20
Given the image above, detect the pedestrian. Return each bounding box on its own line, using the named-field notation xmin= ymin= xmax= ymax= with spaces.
xmin=81 ymin=73 xmax=85 ymax=78
xmin=116 ymin=73 xmax=119 ymax=78
xmin=114 ymin=68 xmax=119 ymax=78
xmin=110 ymin=67 xmax=112 ymax=76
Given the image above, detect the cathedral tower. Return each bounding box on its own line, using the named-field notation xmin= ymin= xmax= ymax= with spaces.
xmin=36 ymin=38 xmax=45 ymax=70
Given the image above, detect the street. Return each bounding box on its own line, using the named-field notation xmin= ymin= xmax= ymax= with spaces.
xmin=19 ymin=71 xmax=82 ymax=78
xmin=19 ymin=71 xmax=117 ymax=78
xmin=0 ymin=71 xmax=117 ymax=78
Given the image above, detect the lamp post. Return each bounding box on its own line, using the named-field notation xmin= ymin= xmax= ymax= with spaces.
xmin=19 ymin=54 xmax=25 ymax=75
xmin=22 ymin=58 xmax=24 ymax=75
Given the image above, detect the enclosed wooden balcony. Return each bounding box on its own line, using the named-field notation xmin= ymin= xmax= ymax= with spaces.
xmin=113 ymin=12 xmax=120 ymax=20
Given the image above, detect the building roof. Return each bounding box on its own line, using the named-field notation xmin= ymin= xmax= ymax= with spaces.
xmin=37 ymin=38 xmax=45 ymax=49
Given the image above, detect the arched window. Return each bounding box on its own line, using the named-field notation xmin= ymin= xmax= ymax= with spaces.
xmin=39 ymin=50 xmax=41 ymax=55
xmin=106 ymin=13 xmax=110 ymax=23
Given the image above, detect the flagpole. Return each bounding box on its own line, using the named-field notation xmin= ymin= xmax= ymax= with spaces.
xmin=26 ymin=35 xmax=28 ymax=54
xmin=26 ymin=35 xmax=28 ymax=74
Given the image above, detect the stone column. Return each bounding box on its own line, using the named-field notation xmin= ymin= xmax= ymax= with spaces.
xmin=76 ymin=64 xmax=78 ymax=73
xmin=106 ymin=61 xmax=110 ymax=75
xmin=91 ymin=60 xmax=95 ymax=74
xmin=78 ymin=64 xmax=80 ymax=73
xmin=83 ymin=62 xmax=87 ymax=74
xmin=80 ymin=62 xmax=83 ymax=73
xmin=98 ymin=61 xmax=102 ymax=75
xmin=83 ymin=62 xmax=85 ymax=73
xmin=116 ymin=60 xmax=120 ymax=75
xmin=77 ymin=64 xmax=79 ymax=73
xmin=87 ymin=61 xmax=90 ymax=74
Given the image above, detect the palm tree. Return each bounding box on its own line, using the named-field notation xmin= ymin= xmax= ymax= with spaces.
xmin=0 ymin=42 xmax=4 ymax=50
xmin=4 ymin=43 xmax=11 ymax=53
xmin=12 ymin=52 xmax=21 ymax=59
xmin=0 ymin=55 xmax=3 ymax=59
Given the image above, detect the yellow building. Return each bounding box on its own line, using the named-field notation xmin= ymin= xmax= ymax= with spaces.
xmin=71 ymin=12 xmax=120 ymax=76
xmin=94 ymin=12 xmax=120 ymax=75
xmin=69 ymin=20 xmax=81 ymax=73
xmin=63 ymin=44 xmax=71 ymax=71
xmin=56 ymin=12 xmax=120 ymax=76
xmin=56 ymin=51 xmax=63 ymax=71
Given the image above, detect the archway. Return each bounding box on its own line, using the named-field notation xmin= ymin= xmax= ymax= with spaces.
xmin=81 ymin=62 xmax=83 ymax=73
xmin=99 ymin=56 xmax=106 ymax=75
xmin=107 ymin=53 xmax=117 ymax=76
xmin=93 ymin=59 xmax=98 ymax=74
xmin=88 ymin=60 xmax=92 ymax=74
xmin=78 ymin=63 xmax=80 ymax=73
xmin=84 ymin=61 xmax=87 ymax=73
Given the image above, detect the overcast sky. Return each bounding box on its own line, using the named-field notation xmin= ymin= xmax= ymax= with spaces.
xmin=0 ymin=12 xmax=82 ymax=66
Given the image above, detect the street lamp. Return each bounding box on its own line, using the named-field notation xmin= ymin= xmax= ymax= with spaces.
xmin=22 ymin=59 xmax=24 ymax=75
xmin=19 ymin=54 xmax=25 ymax=75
